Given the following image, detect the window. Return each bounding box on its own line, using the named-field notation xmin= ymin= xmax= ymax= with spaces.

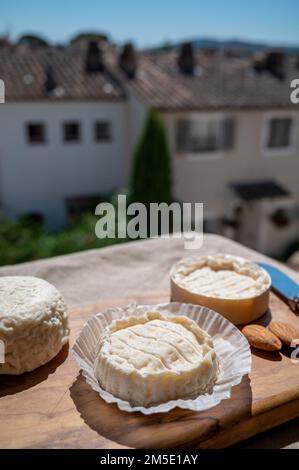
xmin=95 ymin=121 xmax=111 ymax=142
xmin=26 ymin=123 xmax=46 ymax=143
xmin=64 ymin=122 xmax=81 ymax=143
xmin=267 ymin=118 xmax=293 ymax=149
xmin=176 ymin=117 xmax=235 ymax=154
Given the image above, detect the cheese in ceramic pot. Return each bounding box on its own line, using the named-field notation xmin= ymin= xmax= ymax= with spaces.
xmin=170 ymin=255 xmax=271 ymax=325
xmin=0 ymin=276 xmax=70 ymax=375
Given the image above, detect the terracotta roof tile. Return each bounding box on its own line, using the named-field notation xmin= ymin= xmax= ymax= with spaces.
xmin=0 ymin=45 xmax=125 ymax=101
xmin=125 ymin=51 xmax=298 ymax=110
xmin=0 ymin=45 xmax=297 ymax=110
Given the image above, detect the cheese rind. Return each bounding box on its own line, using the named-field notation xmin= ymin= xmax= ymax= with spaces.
xmin=171 ymin=255 xmax=271 ymax=325
xmin=0 ymin=276 xmax=70 ymax=375
xmin=94 ymin=311 xmax=219 ymax=407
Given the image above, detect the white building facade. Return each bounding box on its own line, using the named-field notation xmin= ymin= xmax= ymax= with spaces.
xmin=0 ymin=101 xmax=130 ymax=228
xmin=163 ymin=108 xmax=299 ymax=255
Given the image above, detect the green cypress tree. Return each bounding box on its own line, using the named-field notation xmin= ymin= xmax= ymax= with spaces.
xmin=129 ymin=108 xmax=173 ymax=205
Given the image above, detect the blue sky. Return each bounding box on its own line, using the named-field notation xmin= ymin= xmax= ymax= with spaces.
xmin=1 ymin=0 xmax=299 ymax=47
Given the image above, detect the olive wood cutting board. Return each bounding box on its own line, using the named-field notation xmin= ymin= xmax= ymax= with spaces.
xmin=0 ymin=290 xmax=299 ymax=449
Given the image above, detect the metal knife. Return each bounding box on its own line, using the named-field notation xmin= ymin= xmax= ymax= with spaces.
xmin=258 ymin=262 xmax=299 ymax=315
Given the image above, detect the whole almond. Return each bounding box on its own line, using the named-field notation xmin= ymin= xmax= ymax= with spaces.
xmin=268 ymin=322 xmax=299 ymax=347
xmin=242 ymin=324 xmax=282 ymax=351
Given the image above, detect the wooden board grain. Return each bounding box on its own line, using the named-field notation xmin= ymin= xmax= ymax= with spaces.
xmin=0 ymin=290 xmax=299 ymax=449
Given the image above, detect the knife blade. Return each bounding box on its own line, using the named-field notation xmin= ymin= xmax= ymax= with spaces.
xmin=258 ymin=262 xmax=299 ymax=315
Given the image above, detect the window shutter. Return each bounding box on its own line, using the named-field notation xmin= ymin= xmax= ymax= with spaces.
xmin=222 ymin=118 xmax=236 ymax=150
xmin=176 ymin=119 xmax=191 ymax=152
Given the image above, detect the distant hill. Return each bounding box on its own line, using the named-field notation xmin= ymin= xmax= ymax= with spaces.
xmin=147 ymin=37 xmax=299 ymax=55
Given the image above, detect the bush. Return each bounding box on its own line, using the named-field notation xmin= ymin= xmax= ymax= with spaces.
xmin=18 ymin=34 xmax=49 ymax=47
xmin=0 ymin=211 xmax=128 ymax=267
xmin=129 ymin=108 xmax=173 ymax=205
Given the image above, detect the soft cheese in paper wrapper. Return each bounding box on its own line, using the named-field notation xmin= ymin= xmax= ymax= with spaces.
xmin=72 ymin=302 xmax=251 ymax=415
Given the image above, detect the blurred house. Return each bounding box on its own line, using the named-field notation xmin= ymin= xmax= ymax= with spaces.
xmin=0 ymin=39 xmax=298 ymax=256
xmin=0 ymin=41 xmax=129 ymax=228
xmin=120 ymin=46 xmax=299 ymax=257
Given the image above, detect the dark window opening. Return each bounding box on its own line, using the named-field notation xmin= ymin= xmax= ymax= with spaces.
xmin=176 ymin=118 xmax=235 ymax=154
xmin=64 ymin=122 xmax=81 ymax=143
xmin=66 ymin=194 xmax=110 ymax=218
xmin=95 ymin=121 xmax=112 ymax=142
xmin=26 ymin=123 xmax=46 ymax=143
xmin=267 ymin=118 xmax=292 ymax=149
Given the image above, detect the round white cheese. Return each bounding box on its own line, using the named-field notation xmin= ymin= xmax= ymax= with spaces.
xmin=171 ymin=255 xmax=271 ymax=325
xmin=0 ymin=276 xmax=70 ymax=375
xmin=94 ymin=310 xmax=219 ymax=407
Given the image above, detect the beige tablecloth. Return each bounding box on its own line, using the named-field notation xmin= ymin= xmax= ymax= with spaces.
xmin=0 ymin=234 xmax=298 ymax=449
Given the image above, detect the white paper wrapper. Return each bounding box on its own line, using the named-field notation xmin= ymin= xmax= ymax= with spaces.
xmin=72 ymin=302 xmax=251 ymax=415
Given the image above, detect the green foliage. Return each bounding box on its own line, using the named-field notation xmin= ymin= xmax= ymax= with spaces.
xmin=129 ymin=109 xmax=173 ymax=205
xmin=70 ymin=32 xmax=109 ymax=45
xmin=0 ymin=211 xmax=128 ymax=267
xmin=18 ymin=34 xmax=49 ymax=47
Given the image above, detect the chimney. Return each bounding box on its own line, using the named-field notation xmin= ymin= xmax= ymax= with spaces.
xmin=178 ymin=42 xmax=195 ymax=75
xmin=264 ymin=51 xmax=285 ymax=80
xmin=253 ymin=53 xmax=265 ymax=74
xmin=85 ymin=41 xmax=104 ymax=73
xmin=119 ymin=43 xmax=137 ymax=79
xmin=44 ymin=65 xmax=57 ymax=95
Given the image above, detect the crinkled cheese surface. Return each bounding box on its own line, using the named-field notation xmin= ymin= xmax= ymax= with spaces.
xmin=94 ymin=311 xmax=219 ymax=407
xmin=110 ymin=319 xmax=205 ymax=373
xmin=0 ymin=276 xmax=69 ymax=375
xmin=174 ymin=256 xmax=270 ymax=300
xmin=180 ymin=266 xmax=259 ymax=298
